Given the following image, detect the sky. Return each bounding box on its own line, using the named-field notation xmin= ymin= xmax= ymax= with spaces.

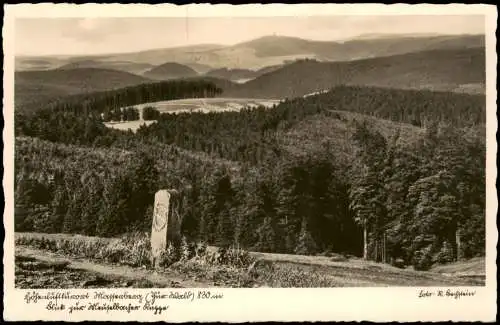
xmin=15 ymin=15 xmax=485 ymax=56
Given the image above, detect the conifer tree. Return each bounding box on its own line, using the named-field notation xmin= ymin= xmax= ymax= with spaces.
xmin=295 ymin=217 xmax=318 ymax=255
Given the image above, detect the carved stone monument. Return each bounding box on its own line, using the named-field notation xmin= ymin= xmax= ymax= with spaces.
xmin=151 ymin=189 xmax=182 ymax=268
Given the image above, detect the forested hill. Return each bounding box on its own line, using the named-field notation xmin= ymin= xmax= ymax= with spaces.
xmin=234 ymin=34 xmax=484 ymax=62
xmin=16 ymin=84 xmax=485 ymax=150
xmin=56 ymin=60 xmax=154 ymax=75
xmin=224 ymin=48 xmax=485 ymax=99
xmin=15 ymin=68 xmax=152 ymax=112
xmin=15 ymin=47 xmax=485 ymax=113
xmin=295 ymin=85 xmax=486 ymax=127
xmin=15 ymin=79 xmax=224 ymax=145
xmin=15 ymin=85 xmax=486 ymax=269
xmin=133 ymin=86 xmax=484 ymax=166
xmin=205 ymin=68 xmax=256 ymax=81
xmin=143 ymin=62 xmax=199 ymax=80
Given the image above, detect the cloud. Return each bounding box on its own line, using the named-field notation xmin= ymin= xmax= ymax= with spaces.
xmin=15 ymin=15 xmax=485 ymax=56
xmin=60 ymin=18 xmax=132 ymax=44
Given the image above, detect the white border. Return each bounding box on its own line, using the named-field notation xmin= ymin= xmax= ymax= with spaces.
xmin=3 ymin=3 xmax=498 ymax=322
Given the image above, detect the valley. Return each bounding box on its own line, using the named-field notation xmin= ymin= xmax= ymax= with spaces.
xmin=133 ymin=97 xmax=280 ymax=114
xmin=104 ymin=98 xmax=280 ymax=132
xmin=14 ymin=44 xmax=484 ymax=113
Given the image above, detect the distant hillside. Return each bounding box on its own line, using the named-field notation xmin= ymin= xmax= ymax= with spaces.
xmin=15 ymin=57 xmax=66 ymax=71
xmin=346 ymin=32 xmax=442 ymax=41
xmin=204 ymin=65 xmax=286 ymax=82
xmin=143 ymin=62 xmax=199 ymax=80
xmin=205 ymin=68 xmax=256 ymax=81
xmin=105 ymin=44 xmax=226 ymax=65
xmin=57 ymin=60 xmax=154 ymax=75
xmin=15 ymin=58 xmax=55 ymax=71
xmin=224 ymin=48 xmax=485 ymax=99
xmin=314 ymin=33 xmax=484 ymax=61
xmin=175 ymin=76 xmax=239 ymax=93
xmin=15 ymin=68 xmax=151 ymax=111
xmin=210 ymin=34 xmax=484 ymax=68
xmin=185 ymin=62 xmax=214 ymax=74
xmin=16 ymin=34 xmax=485 ymax=71
xmin=255 ymin=64 xmax=284 ymax=75
xmin=235 ymin=35 xmax=321 ymax=58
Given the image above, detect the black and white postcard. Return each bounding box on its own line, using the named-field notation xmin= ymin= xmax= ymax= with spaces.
xmin=2 ymin=3 xmax=497 ymax=322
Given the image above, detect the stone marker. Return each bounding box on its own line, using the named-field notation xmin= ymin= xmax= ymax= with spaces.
xmin=151 ymin=189 xmax=182 ymax=268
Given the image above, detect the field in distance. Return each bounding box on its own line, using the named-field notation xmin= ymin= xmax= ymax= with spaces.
xmin=133 ymin=97 xmax=280 ymax=114
xmin=104 ymin=98 xmax=281 ymax=132
xmin=104 ymin=120 xmax=156 ymax=132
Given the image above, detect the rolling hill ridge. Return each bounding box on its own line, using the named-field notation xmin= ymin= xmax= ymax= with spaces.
xmin=205 ymin=68 xmax=256 ymax=82
xmin=224 ymin=47 xmax=485 ymax=99
xmin=56 ymin=59 xmax=154 ymax=75
xmin=15 ymin=68 xmax=152 ymax=110
xmin=15 ymin=33 xmax=484 ymax=71
xmin=143 ymin=62 xmax=199 ymax=80
xmin=15 ymin=47 xmax=485 ymax=112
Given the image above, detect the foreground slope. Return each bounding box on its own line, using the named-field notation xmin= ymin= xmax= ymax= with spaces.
xmin=16 ymin=233 xmax=484 ymax=287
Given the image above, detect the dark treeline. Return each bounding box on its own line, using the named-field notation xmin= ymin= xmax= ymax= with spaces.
xmin=142 ymin=106 xmax=161 ymax=120
xmin=306 ymin=85 xmax=485 ymax=127
xmin=22 ymin=79 xmax=223 ymax=117
xmin=14 ymin=83 xmax=486 ymax=270
xmin=348 ymin=122 xmax=485 ymax=267
xmin=102 ymin=106 xmax=140 ymax=122
xmin=137 ymin=107 xmax=290 ymax=165
xmin=15 ymin=79 xmax=222 ymax=144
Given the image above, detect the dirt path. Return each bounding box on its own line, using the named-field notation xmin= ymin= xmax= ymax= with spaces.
xmin=15 ymin=233 xmax=485 ymax=287
xmin=16 ymin=246 xmax=214 ymax=288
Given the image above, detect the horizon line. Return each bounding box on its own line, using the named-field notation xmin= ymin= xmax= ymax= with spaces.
xmin=15 ymin=32 xmax=485 ymax=58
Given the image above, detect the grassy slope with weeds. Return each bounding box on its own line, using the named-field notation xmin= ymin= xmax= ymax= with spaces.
xmin=15 ymin=254 xmax=160 ymax=289
xmin=15 ymin=232 xmax=262 ymax=288
xmin=15 ymin=232 xmax=484 ymax=287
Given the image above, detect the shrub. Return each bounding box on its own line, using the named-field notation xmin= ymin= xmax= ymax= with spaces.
xmin=17 ymin=233 xmax=235 ymax=269
xmin=392 ymin=258 xmax=406 ymax=269
xmin=116 ymin=232 xmax=151 ymax=267
xmin=224 ymin=247 xmax=253 ymax=268
xmin=434 ymin=241 xmax=455 ymax=264
xmin=143 ymin=106 xmax=161 ymax=120
xmin=158 ymin=243 xmax=181 ymax=268
xmin=412 ymin=246 xmax=433 ymax=271
xmin=255 ymin=263 xmax=339 ymax=288
xmin=101 ymin=242 xmax=128 ymax=264
xmin=294 ymin=220 xmax=318 ymax=255
xmin=16 ymin=232 xmax=152 ymax=268
xmin=179 ymin=236 xmax=196 ymax=261
xmin=195 ymin=242 xmax=208 ymax=257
